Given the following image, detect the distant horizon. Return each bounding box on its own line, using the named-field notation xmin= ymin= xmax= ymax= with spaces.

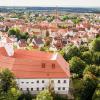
xmin=0 ymin=6 xmax=100 ymax=8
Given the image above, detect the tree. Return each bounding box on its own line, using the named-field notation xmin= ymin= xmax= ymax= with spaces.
xmin=96 ymin=34 xmax=100 ymax=38
xmin=0 ymin=16 xmax=4 ymax=21
xmin=91 ymin=37 xmax=100 ymax=51
xmin=79 ymin=73 xmax=97 ymax=100
xmin=0 ymin=69 xmax=22 ymax=100
xmin=83 ymin=65 xmax=100 ymax=77
xmin=60 ymin=15 xmax=69 ymax=21
xmin=69 ymin=56 xmax=86 ymax=77
xmin=46 ymin=30 xmax=50 ymax=37
xmin=72 ymin=18 xmax=81 ymax=24
xmin=44 ymin=37 xmax=51 ymax=47
xmin=8 ymin=28 xmax=29 ymax=40
xmin=79 ymin=45 xmax=89 ymax=52
xmin=1 ymin=88 xmax=21 ymax=100
xmin=8 ymin=27 xmax=20 ymax=36
xmin=18 ymin=92 xmax=33 ymax=100
xmin=81 ymin=51 xmax=93 ymax=64
xmin=53 ymin=94 xmax=68 ymax=100
xmin=36 ymin=89 xmax=53 ymax=100
xmin=92 ymin=52 xmax=100 ymax=65
xmin=20 ymin=32 xmax=29 ymax=40
xmin=63 ymin=45 xmax=81 ymax=61
xmin=0 ymin=68 xmax=16 ymax=93
xmin=92 ymin=83 xmax=100 ymax=100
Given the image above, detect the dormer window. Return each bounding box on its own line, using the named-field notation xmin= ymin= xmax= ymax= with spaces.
xmin=52 ymin=64 xmax=55 ymax=69
xmin=42 ymin=63 xmax=45 ymax=68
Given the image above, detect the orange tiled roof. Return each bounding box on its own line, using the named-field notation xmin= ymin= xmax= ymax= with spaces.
xmin=0 ymin=47 xmax=70 ymax=79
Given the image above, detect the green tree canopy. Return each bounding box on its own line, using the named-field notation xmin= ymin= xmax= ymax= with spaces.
xmin=36 ymin=89 xmax=53 ymax=100
xmin=63 ymin=45 xmax=81 ymax=61
xmin=92 ymin=83 xmax=100 ymax=100
xmin=69 ymin=56 xmax=86 ymax=77
xmin=79 ymin=45 xmax=89 ymax=52
xmin=0 ymin=69 xmax=22 ymax=100
xmin=8 ymin=27 xmax=20 ymax=36
xmin=0 ymin=68 xmax=15 ymax=93
xmin=81 ymin=51 xmax=93 ymax=64
xmin=91 ymin=37 xmax=100 ymax=51
xmin=83 ymin=65 xmax=100 ymax=77
xmin=61 ymin=15 xmax=69 ymax=21
xmin=80 ymin=73 xmax=97 ymax=100
xmin=8 ymin=27 xmax=29 ymax=40
xmin=92 ymin=52 xmax=100 ymax=65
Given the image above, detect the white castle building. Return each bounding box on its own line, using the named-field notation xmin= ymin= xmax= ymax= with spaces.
xmin=0 ymin=40 xmax=70 ymax=95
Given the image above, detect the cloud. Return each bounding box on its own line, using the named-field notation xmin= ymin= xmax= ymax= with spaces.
xmin=0 ymin=0 xmax=100 ymax=7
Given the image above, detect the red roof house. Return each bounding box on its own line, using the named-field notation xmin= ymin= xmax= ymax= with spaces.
xmin=0 ymin=47 xmax=70 ymax=79
xmin=0 ymin=47 xmax=70 ymax=94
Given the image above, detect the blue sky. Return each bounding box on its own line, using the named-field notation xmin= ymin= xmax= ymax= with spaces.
xmin=0 ymin=0 xmax=100 ymax=7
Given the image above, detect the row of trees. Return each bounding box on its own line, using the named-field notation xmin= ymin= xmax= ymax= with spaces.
xmin=59 ymin=36 xmax=100 ymax=100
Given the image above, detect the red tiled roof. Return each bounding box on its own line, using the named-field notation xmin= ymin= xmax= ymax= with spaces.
xmin=0 ymin=47 xmax=70 ymax=79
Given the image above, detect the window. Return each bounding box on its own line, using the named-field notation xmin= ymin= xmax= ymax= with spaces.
xmin=21 ymin=82 xmax=24 ymax=84
xmin=42 ymin=63 xmax=45 ymax=68
xmin=63 ymin=87 xmax=65 ymax=90
xmin=58 ymin=87 xmax=61 ymax=90
xmin=26 ymin=82 xmax=29 ymax=84
xmin=31 ymin=82 xmax=34 ymax=84
xmin=37 ymin=88 xmax=39 ymax=91
xmin=42 ymin=80 xmax=44 ymax=83
xmin=64 ymin=80 xmax=66 ymax=83
xmin=52 ymin=64 xmax=55 ymax=69
xmin=42 ymin=87 xmax=44 ymax=90
xmin=27 ymin=88 xmax=29 ymax=91
xmin=58 ymin=80 xmax=60 ymax=83
xmin=37 ymin=80 xmax=39 ymax=83
xmin=31 ymin=88 xmax=33 ymax=91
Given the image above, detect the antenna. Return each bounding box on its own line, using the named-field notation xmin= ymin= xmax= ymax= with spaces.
xmin=55 ymin=5 xmax=58 ymax=25
xmin=56 ymin=5 xmax=58 ymax=20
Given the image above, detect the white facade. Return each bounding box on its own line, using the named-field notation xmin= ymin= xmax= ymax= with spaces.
xmin=16 ymin=78 xmax=69 ymax=94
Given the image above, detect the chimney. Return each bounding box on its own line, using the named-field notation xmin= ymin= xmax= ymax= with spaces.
xmin=4 ymin=38 xmax=14 ymax=56
xmin=4 ymin=43 xmax=14 ymax=56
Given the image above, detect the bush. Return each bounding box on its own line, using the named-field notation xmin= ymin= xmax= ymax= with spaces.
xmin=36 ymin=89 xmax=53 ymax=100
xmin=53 ymin=94 xmax=68 ymax=100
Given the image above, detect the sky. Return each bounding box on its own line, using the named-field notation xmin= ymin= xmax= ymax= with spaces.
xmin=0 ymin=0 xmax=100 ymax=7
